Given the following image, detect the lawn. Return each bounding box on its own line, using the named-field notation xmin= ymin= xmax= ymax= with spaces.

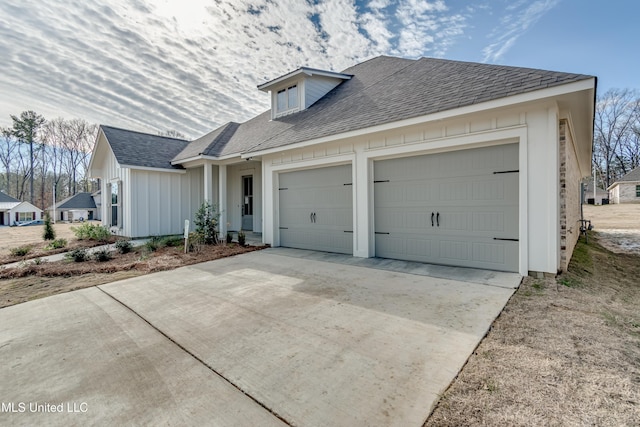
xmin=425 ymin=233 xmax=640 ymax=426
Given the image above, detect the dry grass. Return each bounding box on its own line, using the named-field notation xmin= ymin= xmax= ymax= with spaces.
xmin=425 ymin=234 xmax=640 ymax=426
xmin=583 ymin=203 xmax=639 ymax=230
xmin=0 ymin=222 xmax=81 ymax=257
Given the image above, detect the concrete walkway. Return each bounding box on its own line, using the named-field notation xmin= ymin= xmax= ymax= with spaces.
xmin=0 ymin=249 xmax=520 ymax=426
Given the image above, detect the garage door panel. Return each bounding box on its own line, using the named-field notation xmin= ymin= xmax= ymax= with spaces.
xmin=279 ymin=164 xmax=353 ymax=255
xmin=374 ymin=144 xmax=519 ymax=272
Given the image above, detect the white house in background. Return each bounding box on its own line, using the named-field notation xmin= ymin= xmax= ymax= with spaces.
xmin=608 ymin=166 xmax=640 ymax=204
xmin=89 ymin=56 xmax=596 ymax=276
xmin=47 ymin=191 xmax=101 ymax=222
xmin=0 ymin=192 xmax=43 ymax=226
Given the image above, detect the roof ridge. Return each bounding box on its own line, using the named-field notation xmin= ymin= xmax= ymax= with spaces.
xmin=101 ymin=124 xmax=188 ymax=142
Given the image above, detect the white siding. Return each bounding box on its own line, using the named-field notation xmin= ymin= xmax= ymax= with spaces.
xmin=305 ymin=76 xmax=343 ymax=109
xmin=129 ymin=167 xmax=203 ymax=238
xmin=262 ymin=102 xmax=582 ymax=275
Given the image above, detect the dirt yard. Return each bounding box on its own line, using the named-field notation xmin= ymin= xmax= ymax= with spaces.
xmin=583 ymin=204 xmax=640 ymax=255
xmin=0 ymin=222 xmax=81 ymax=257
xmin=426 ymin=208 xmax=640 ymax=426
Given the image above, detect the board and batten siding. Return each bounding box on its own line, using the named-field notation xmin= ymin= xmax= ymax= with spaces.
xmin=263 ymin=102 xmax=582 ymax=275
xmin=129 ymin=167 xmax=203 ymax=238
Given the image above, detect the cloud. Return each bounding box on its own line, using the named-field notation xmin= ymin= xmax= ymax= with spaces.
xmin=482 ymin=0 xmax=560 ymax=63
xmin=0 ymin=0 xmax=470 ymax=139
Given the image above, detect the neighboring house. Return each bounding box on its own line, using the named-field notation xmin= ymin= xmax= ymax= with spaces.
xmin=89 ymin=56 xmax=596 ymax=276
xmin=608 ymin=167 xmax=640 ymax=204
xmin=583 ymin=181 xmax=609 ymax=205
xmin=47 ymin=192 xmax=100 ymax=222
xmin=0 ymin=192 xmax=43 ymax=226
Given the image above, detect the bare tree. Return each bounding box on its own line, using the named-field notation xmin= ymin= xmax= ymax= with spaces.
xmin=159 ymin=129 xmax=186 ymax=139
xmin=0 ymin=129 xmax=18 ymax=196
xmin=593 ymin=89 xmax=639 ymax=188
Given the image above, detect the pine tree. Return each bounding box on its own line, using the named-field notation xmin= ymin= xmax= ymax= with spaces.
xmin=43 ymin=212 xmax=55 ymax=241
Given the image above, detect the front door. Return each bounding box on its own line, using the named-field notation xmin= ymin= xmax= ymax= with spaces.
xmin=242 ymin=175 xmax=253 ymax=231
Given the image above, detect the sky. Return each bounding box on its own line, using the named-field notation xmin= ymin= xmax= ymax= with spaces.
xmin=0 ymin=0 xmax=638 ymax=140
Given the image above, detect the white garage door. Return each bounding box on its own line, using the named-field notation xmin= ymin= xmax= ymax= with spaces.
xmin=279 ymin=164 xmax=353 ymax=254
xmin=374 ymin=144 xmax=519 ymax=272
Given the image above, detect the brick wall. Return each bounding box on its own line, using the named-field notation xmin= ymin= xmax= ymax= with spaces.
xmin=559 ymin=120 xmax=582 ymax=272
xmin=618 ymin=183 xmax=640 ymax=203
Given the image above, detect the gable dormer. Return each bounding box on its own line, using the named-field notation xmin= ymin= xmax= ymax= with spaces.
xmin=258 ymin=67 xmax=351 ymax=119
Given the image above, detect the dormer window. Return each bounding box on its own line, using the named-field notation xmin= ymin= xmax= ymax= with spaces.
xmin=276 ymin=85 xmax=299 ymax=114
xmin=258 ymin=67 xmax=352 ymax=120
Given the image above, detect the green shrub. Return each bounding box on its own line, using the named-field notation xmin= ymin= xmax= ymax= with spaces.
xmin=93 ymin=249 xmax=112 ymax=262
xmin=226 ymin=232 xmax=233 ymax=244
xmin=115 ymin=239 xmax=132 ymax=254
xmin=145 ymin=236 xmax=162 ymax=252
xmin=10 ymin=246 xmax=31 ymax=257
xmin=194 ymin=201 xmax=219 ymax=244
xmin=161 ymin=235 xmax=183 ymax=247
xmin=46 ymin=238 xmax=67 ymax=250
xmin=238 ymin=229 xmax=246 ymax=246
xmin=66 ymin=248 xmax=89 ymax=262
xmin=43 ymin=212 xmax=55 ymax=241
xmin=71 ymin=223 xmax=111 ymax=241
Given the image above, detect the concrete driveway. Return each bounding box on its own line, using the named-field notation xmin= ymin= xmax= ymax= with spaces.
xmin=0 ymin=248 xmax=520 ymax=426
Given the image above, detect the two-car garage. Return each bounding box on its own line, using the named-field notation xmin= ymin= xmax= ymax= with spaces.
xmin=277 ymin=144 xmax=520 ymax=272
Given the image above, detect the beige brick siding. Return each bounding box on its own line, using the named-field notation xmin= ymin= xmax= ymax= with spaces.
xmin=617 ymin=182 xmax=640 ymax=203
xmin=559 ymin=120 xmax=582 ymax=272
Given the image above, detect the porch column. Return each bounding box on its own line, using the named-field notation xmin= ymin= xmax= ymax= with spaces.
xmin=219 ymin=164 xmax=227 ymax=236
xmin=203 ymin=162 xmax=213 ymax=204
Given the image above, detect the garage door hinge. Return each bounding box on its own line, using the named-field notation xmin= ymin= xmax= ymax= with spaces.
xmin=278 ymin=187 xmax=288 ymax=190
xmin=373 ymin=180 xmax=390 ymax=183
xmin=279 ymin=227 xmax=289 ymax=230
xmin=375 ymin=232 xmax=390 ymax=235
xmin=493 ymin=237 xmax=519 ymax=241
xmin=343 ymin=230 xmax=353 ymax=233
xmin=344 ymin=183 xmax=353 ymax=186
xmin=493 ymin=170 xmax=519 ymax=174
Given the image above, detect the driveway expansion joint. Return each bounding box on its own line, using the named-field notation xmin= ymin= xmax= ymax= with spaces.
xmin=96 ymin=286 xmax=293 ymax=427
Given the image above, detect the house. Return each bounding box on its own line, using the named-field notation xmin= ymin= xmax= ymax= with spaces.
xmin=0 ymin=192 xmax=43 ymax=226
xmin=583 ymin=180 xmax=609 ymax=205
xmin=89 ymin=56 xmax=596 ymax=276
xmin=607 ymin=167 xmax=640 ymax=204
xmin=47 ymin=192 xmax=101 ymax=222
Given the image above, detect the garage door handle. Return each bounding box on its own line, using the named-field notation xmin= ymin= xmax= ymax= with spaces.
xmin=313 ymin=212 xmax=316 ymax=223
xmin=437 ymin=212 xmax=440 ymax=227
xmin=431 ymin=212 xmax=434 ymax=227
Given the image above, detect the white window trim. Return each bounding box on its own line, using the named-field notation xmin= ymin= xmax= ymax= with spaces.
xmin=274 ymin=83 xmax=300 ymax=117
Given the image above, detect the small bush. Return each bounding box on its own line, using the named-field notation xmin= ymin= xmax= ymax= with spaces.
xmin=71 ymin=223 xmax=111 ymax=241
xmin=145 ymin=236 xmax=163 ymax=252
xmin=32 ymin=257 xmax=45 ymax=265
xmin=161 ymin=236 xmax=183 ymax=247
xmin=238 ymin=229 xmax=246 ymax=247
xmin=115 ymin=239 xmax=133 ymax=254
xmin=43 ymin=212 xmax=55 ymax=241
xmin=188 ymin=231 xmax=205 ymax=252
xmin=46 ymin=238 xmax=67 ymax=250
xmin=10 ymin=246 xmax=31 ymax=257
xmin=66 ymin=248 xmax=89 ymax=262
xmin=226 ymin=232 xmax=233 ymax=244
xmin=93 ymin=249 xmax=112 ymax=262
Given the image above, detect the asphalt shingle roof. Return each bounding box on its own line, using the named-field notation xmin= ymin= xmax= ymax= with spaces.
xmin=53 ymin=192 xmax=97 ymax=210
xmin=102 ymin=55 xmax=594 ymax=165
xmin=101 ymin=126 xmax=189 ymax=170
xmin=0 ymin=192 xmax=20 ymax=203
xmin=617 ymin=166 xmax=640 ymax=182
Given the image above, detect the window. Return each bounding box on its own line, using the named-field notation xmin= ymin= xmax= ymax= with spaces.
xmin=276 ymin=85 xmax=298 ymax=113
xmin=636 ymin=185 xmax=640 ymax=198
xmin=109 ymin=181 xmax=122 ymax=228
xmin=18 ymin=212 xmax=32 ymax=222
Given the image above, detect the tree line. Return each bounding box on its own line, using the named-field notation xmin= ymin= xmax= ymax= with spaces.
xmin=1 ymin=111 xmax=97 ymax=210
xmin=593 ymin=88 xmax=640 ymax=189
